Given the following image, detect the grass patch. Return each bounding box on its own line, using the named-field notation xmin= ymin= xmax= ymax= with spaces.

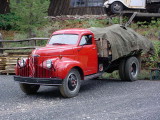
xmin=101 ymin=70 xmax=150 ymax=80
xmin=102 ymin=71 xmax=119 ymax=79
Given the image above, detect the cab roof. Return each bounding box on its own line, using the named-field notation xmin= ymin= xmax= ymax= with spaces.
xmin=52 ymin=28 xmax=93 ymax=35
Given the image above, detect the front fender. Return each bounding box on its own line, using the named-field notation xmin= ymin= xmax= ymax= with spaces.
xmin=54 ymin=57 xmax=84 ymax=79
xmin=108 ymin=0 xmax=128 ymax=8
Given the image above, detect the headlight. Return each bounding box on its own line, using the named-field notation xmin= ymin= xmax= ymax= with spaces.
xmin=46 ymin=60 xmax=52 ymax=69
xmin=18 ymin=58 xmax=27 ymax=67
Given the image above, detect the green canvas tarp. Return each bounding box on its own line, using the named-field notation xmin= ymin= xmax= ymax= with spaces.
xmin=89 ymin=24 xmax=154 ymax=61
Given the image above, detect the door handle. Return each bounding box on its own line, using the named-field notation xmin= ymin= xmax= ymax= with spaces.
xmin=92 ymin=47 xmax=96 ymax=50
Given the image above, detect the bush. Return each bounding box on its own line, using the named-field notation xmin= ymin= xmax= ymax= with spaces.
xmin=10 ymin=0 xmax=50 ymax=37
xmin=0 ymin=13 xmax=20 ymax=30
xmin=142 ymin=41 xmax=160 ymax=68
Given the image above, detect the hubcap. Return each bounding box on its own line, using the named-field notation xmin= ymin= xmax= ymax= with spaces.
xmin=131 ymin=63 xmax=137 ymax=77
xmin=68 ymin=74 xmax=78 ymax=91
xmin=113 ymin=3 xmax=121 ymax=11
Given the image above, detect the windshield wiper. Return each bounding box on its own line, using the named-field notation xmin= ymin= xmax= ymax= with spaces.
xmin=52 ymin=43 xmax=67 ymax=45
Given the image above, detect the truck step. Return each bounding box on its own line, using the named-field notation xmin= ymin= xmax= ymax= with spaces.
xmin=84 ymin=73 xmax=103 ymax=80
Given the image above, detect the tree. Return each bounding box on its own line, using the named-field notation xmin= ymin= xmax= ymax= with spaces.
xmin=0 ymin=0 xmax=10 ymax=14
xmin=10 ymin=0 xmax=49 ymax=37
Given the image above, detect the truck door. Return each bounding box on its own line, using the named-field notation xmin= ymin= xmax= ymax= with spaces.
xmin=77 ymin=34 xmax=98 ymax=75
xmin=128 ymin=0 xmax=146 ymax=8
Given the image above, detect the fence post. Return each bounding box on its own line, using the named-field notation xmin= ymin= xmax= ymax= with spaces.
xmin=0 ymin=33 xmax=3 ymax=54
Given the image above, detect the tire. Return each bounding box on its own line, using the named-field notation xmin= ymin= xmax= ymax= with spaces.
xmin=119 ymin=59 xmax=126 ymax=81
xmin=158 ymin=8 xmax=160 ymax=13
xmin=19 ymin=83 xmax=40 ymax=94
xmin=60 ymin=68 xmax=81 ymax=98
xmin=125 ymin=57 xmax=140 ymax=82
xmin=111 ymin=2 xmax=123 ymax=14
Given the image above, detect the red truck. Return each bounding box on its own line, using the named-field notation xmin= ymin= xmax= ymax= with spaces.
xmin=14 ymin=24 xmax=154 ymax=98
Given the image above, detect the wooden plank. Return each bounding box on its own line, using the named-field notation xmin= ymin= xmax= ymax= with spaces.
xmin=0 ymin=46 xmax=39 ymax=50
xmin=7 ymin=56 xmax=28 ymax=58
xmin=7 ymin=62 xmax=19 ymax=65
xmin=7 ymin=58 xmax=21 ymax=61
xmin=0 ymin=39 xmax=31 ymax=42
xmin=0 ymin=55 xmax=6 ymax=70
xmin=0 ymin=70 xmax=15 ymax=74
xmin=0 ymin=62 xmax=6 ymax=65
xmin=5 ymin=67 xmax=15 ymax=70
xmin=0 ymin=54 xmax=7 ymax=57
xmin=0 ymin=38 xmax=49 ymax=42
xmin=6 ymin=59 xmax=17 ymax=62
xmin=7 ymin=54 xmax=29 ymax=56
xmin=7 ymin=52 xmax=31 ymax=55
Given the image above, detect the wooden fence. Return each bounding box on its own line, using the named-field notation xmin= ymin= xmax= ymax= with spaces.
xmin=0 ymin=34 xmax=49 ymax=74
xmin=0 ymin=37 xmax=49 ymax=54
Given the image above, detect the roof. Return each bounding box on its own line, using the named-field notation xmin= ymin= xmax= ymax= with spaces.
xmin=52 ymin=28 xmax=93 ymax=35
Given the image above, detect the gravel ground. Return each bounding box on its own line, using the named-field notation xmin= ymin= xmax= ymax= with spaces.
xmin=0 ymin=75 xmax=160 ymax=120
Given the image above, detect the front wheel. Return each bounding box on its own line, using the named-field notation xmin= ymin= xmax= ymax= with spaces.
xmin=111 ymin=2 xmax=123 ymax=14
xmin=60 ymin=69 xmax=81 ymax=98
xmin=19 ymin=83 xmax=40 ymax=94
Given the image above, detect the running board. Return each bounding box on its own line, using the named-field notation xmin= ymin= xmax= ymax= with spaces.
xmin=84 ymin=73 xmax=103 ymax=80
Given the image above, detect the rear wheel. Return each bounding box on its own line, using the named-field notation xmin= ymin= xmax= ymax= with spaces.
xmin=119 ymin=59 xmax=126 ymax=81
xmin=125 ymin=57 xmax=140 ymax=81
xmin=60 ymin=69 xmax=81 ymax=98
xmin=19 ymin=83 xmax=40 ymax=94
xmin=111 ymin=2 xmax=123 ymax=14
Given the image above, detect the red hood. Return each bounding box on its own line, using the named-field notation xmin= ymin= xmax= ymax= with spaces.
xmin=32 ymin=45 xmax=75 ymax=56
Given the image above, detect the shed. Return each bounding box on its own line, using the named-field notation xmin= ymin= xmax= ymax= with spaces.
xmin=48 ymin=0 xmax=106 ymax=16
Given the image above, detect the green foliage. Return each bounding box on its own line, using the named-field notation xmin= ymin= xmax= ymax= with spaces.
xmin=101 ymin=70 xmax=151 ymax=80
xmin=87 ymin=19 xmax=108 ymax=27
xmin=143 ymin=41 xmax=160 ymax=68
xmin=10 ymin=0 xmax=50 ymax=36
xmin=102 ymin=71 xmax=120 ymax=79
xmin=138 ymin=70 xmax=150 ymax=80
xmin=0 ymin=13 xmax=20 ymax=30
xmin=149 ymin=41 xmax=160 ymax=62
xmin=111 ymin=17 xmax=120 ymax=24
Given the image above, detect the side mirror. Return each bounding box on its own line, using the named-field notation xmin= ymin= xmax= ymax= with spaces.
xmin=88 ymin=35 xmax=92 ymax=40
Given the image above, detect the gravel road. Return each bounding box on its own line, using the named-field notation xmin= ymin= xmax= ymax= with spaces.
xmin=0 ymin=75 xmax=160 ymax=120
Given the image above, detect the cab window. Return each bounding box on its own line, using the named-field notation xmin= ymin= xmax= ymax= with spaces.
xmin=79 ymin=35 xmax=92 ymax=46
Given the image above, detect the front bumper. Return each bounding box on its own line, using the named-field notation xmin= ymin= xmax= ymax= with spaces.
xmin=14 ymin=76 xmax=62 ymax=86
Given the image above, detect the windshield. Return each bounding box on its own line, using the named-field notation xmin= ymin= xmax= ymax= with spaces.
xmin=48 ymin=34 xmax=79 ymax=45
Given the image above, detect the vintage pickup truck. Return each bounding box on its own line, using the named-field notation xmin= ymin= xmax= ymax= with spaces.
xmin=14 ymin=24 xmax=154 ymax=98
xmin=104 ymin=0 xmax=160 ymax=14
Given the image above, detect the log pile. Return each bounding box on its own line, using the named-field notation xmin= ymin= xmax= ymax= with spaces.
xmin=0 ymin=52 xmax=30 ymax=75
xmin=0 ymin=54 xmax=6 ymax=72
